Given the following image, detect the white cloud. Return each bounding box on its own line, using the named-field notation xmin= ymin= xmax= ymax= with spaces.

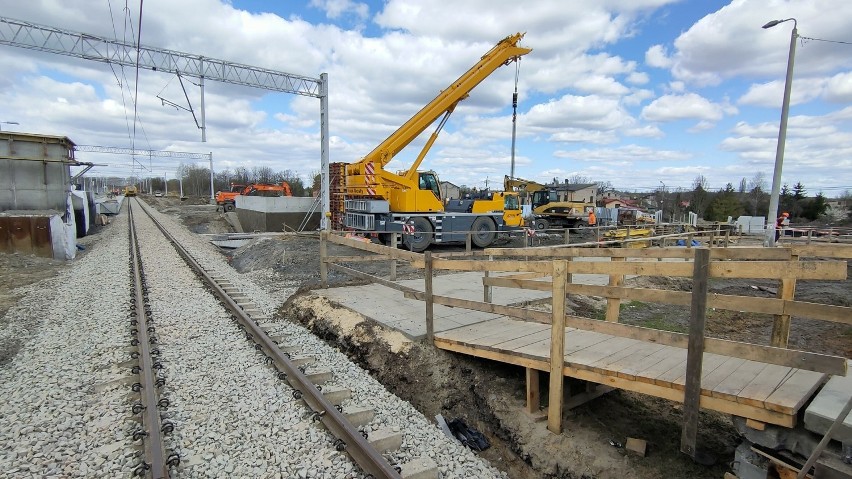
xmin=738 ymin=78 xmax=826 ymax=107
xmin=624 ymin=125 xmax=664 ymax=138
xmin=626 ymin=71 xmax=649 ymax=85
xmin=554 ymin=144 xmax=691 ymax=163
xmin=645 ymin=44 xmax=672 ymax=68
xmin=641 ymin=93 xmax=728 ymax=122
xmin=309 ymin=0 xmax=369 ymax=20
xmin=824 ymin=71 xmax=852 ymax=103
xmin=526 ymin=94 xmax=635 ymax=131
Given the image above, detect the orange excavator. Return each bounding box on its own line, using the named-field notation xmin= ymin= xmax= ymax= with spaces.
xmin=215 ymin=182 xmax=292 ymax=212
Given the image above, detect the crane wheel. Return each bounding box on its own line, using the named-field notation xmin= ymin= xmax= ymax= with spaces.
xmin=403 ymin=217 xmax=433 ymax=253
xmin=534 ymin=218 xmax=549 ymax=231
xmin=224 ymin=203 xmax=236 ymax=212
xmin=470 ymin=217 xmax=497 ymax=248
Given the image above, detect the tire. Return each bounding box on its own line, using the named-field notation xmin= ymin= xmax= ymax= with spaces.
xmin=403 ymin=217 xmax=433 ymax=252
xmin=224 ymin=203 xmax=236 ymax=212
xmin=534 ymin=218 xmax=549 ymax=231
xmin=470 ymin=216 xmax=497 ymax=248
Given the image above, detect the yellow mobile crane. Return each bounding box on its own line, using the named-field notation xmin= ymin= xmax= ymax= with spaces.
xmin=332 ymin=33 xmax=531 ymax=252
xmin=504 ymin=175 xmax=594 ymax=230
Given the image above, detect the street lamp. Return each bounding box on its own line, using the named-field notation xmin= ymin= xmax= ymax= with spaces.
xmin=0 ymin=121 xmax=19 ymax=131
xmin=762 ymin=17 xmax=797 ymax=247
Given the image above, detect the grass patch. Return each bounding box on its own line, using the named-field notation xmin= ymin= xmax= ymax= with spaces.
xmin=620 ymin=300 xmax=646 ymax=311
xmin=637 ymin=315 xmax=687 ymax=333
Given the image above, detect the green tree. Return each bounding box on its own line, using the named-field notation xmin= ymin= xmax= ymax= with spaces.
xmin=792 ymin=182 xmax=807 ymax=200
xmin=705 ymin=183 xmax=743 ymax=221
xmin=800 ymin=193 xmax=829 ymax=221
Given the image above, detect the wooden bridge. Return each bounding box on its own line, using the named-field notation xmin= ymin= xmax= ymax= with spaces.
xmin=320 ymin=232 xmax=851 ymax=457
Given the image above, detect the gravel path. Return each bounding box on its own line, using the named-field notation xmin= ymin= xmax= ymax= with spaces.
xmin=0 ymin=200 xmax=507 ymax=478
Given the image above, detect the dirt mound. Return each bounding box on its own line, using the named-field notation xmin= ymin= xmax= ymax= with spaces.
xmin=228 ymin=237 xmax=289 ymax=272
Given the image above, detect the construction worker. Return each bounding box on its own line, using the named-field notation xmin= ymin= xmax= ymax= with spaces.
xmin=588 ymin=209 xmax=596 ymax=227
xmin=775 ymin=212 xmax=789 ymax=243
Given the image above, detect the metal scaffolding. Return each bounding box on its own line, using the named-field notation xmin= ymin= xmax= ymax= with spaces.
xmin=0 ymin=16 xmax=331 ymax=227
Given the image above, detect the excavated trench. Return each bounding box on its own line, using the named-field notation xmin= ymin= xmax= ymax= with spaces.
xmin=278 ymin=292 xmax=737 ymax=479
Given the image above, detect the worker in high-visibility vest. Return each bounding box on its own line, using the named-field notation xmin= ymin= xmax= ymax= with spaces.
xmin=588 ymin=209 xmax=597 ymax=227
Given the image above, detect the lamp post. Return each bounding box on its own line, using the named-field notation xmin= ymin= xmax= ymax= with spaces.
xmin=0 ymin=121 xmax=19 ymax=131
xmin=762 ymin=18 xmax=797 ymax=247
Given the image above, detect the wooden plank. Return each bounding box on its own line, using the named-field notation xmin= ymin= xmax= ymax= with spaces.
xmin=589 ymin=340 xmax=664 ymax=377
xmin=682 ymin=246 xmax=710 ymax=464
xmin=605 ymin=256 xmax=625 ymax=322
xmin=526 ymin=368 xmax=540 ymax=414
xmin=430 ymin=294 xmax=551 ymax=324
xmin=711 ymin=361 xmax=770 ymax=402
xmin=764 ymin=368 xmax=828 ymax=415
xmin=432 ymin=258 xmax=552 ymax=274
xmin=425 ymin=251 xmax=434 ymax=342
xmin=437 ymin=319 xmax=518 ymax=345
xmin=326 ymin=233 xmax=421 ymax=261
xmin=639 ymin=353 xmax=687 ymax=386
xmin=737 ymin=365 xmax=794 ymax=409
xmin=791 ymin=243 xmax=852 ymax=259
xmin=477 ymin=322 xmax=548 ymax=347
xmin=328 ymin=263 xmax=421 ymax=296
xmin=560 ymin=260 xmax=847 ymax=280
xmin=618 ymin=346 xmax=678 ymax=381
xmin=432 ymin=338 xmax=796 ymax=427
xmin=325 ymin=255 xmax=391 ymax=262
xmin=569 ymin=336 xmax=637 ymax=369
xmin=559 ymin=315 xmax=847 ymax=376
xmin=783 ymin=301 xmax=852 ymax=325
xmin=493 ymin=328 xmax=552 ymax=351
xmin=484 ymin=245 xmax=793 ymax=261
xmin=667 ymin=353 xmax=730 ymax=392
xmin=771 ymin=254 xmax=798 ymax=347
xmin=548 ymin=260 xmax=568 ymax=434
xmin=700 ymin=356 xmax=747 ymax=391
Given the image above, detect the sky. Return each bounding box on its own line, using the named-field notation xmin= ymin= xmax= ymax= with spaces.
xmin=0 ymin=0 xmax=850 ymax=196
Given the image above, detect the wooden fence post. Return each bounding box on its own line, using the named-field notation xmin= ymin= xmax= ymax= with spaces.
xmin=547 ymin=260 xmax=568 ymax=434
xmin=425 ymin=251 xmax=434 ymax=342
xmin=466 ymin=232 xmax=472 ymax=253
xmin=605 ymin=257 xmax=625 ymax=322
xmin=320 ymin=230 xmax=328 ymax=287
xmin=681 ymin=247 xmax=710 ymax=458
xmin=389 ymin=233 xmax=398 ymax=281
xmin=526 ymin=368 xmax=540 ymax=414
xmin=483 ymin=255 xmax=493 ymax=303
xmin=770 ymin=254 xmax=799 ymax=348
xmin=564 ymin=228 xmax=570 ymax=245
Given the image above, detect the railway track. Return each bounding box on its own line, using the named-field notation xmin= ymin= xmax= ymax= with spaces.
xmin=126 ymin=198 xmax=406 ymax=478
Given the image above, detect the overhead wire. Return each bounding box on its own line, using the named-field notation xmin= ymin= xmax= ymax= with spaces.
xmin=799 ymin=35 xmax=852 ymax=46
xmin=106 ymin=0 xmax=134 ymax=145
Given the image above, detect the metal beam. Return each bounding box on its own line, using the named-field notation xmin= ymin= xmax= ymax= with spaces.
xmin=0 ymin=16 xmax=322 ymax=97
xmin=75 ymin=144 xmax=211 ymax=160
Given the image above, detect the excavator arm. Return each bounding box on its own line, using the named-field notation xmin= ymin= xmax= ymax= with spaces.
xmin=348 ymin=33 xmax=532 ymax=182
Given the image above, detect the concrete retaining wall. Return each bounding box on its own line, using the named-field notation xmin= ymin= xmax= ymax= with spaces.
xmin=235 ymin=196 xmax=320 ymax=232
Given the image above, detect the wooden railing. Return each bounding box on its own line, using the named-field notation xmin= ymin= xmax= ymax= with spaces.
xmin=319 ymin=232 xmax=851 ymax=457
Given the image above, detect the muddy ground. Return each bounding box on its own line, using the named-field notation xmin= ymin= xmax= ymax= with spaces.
xmin=1 ymin=195 xmax=849 ymax=479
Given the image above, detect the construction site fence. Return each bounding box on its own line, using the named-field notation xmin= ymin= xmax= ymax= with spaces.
xmin=319 ymin=231 xmax=851 ymax=448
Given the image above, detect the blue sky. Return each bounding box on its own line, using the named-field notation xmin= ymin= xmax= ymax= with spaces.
xmin=0 ymin=0 xmax=850 ymax=196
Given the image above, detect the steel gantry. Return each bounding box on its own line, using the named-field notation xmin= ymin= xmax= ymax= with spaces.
xmin=0 ymin=16 xmax=331 ymax=226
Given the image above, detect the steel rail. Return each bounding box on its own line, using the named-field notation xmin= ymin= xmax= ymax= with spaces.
xmin=134 ymin=199 xmax=401 ymax=479
xmin=127 ymin=201 xmax=170 ymax=478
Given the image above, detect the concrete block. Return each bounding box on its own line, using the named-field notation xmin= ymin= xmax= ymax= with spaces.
xmin=805 ymin=361 xmax=852 ymax=443
xmin=368 ymin=427 xmax=402 ymax=453
xmin=305 ymin=370 xmax=333 ymax=385
xmin=343 ymin=407 xmax=375 ymax=427
xmin=400 ymin=457 xmax=438 ymax=479
xmin=321 ymin=386 xmax=351 ymax=405
xmin=290 ymin=355 xmax=315 ymax=368
xmin=733 ymin=443 xmax=770 ymax=479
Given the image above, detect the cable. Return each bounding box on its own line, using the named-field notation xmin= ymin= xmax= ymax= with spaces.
xmin=107 ymin=0 xmax=134 ymax=145
xmin=800 ymin=35 xmax=852 ymax=46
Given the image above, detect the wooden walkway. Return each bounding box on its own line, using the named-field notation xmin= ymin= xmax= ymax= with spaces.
xmin=434 ymin=317 xmax=827 ymax=427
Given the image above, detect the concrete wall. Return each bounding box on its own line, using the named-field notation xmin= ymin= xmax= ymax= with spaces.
xmin=0 ymin=133 xmax=75 ymax=213
xmin=235 ymin=196 xmax=321 ymax=232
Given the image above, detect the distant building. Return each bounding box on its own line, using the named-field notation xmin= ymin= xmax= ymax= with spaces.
xmin=547 ymin=182 xmax=597 ymax=204
xmin=440 ymin=181 xmax=461 ymax=201
xmin=603 ymin=198 xmax=638 ymax=209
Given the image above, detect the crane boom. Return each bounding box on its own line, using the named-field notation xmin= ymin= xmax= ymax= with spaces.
xmin=353 ymin=33 xmax=531 ymax=177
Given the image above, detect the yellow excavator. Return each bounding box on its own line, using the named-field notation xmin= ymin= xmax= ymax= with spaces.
xmin=504 ymin=175 xmax=593 ymax=230
xmin=331 ymin=33 xmax=531 ymax=252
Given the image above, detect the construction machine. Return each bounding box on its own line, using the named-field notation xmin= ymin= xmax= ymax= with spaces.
xmin=504 ymin=175 xmax=593 ymax=230
xmin=215 ymin=182 xmax=292 ymax=212
xmin=331 ymin=33 xmax=531 ymax=252
xmin=124 ymin=185 xmax=138 ymax=197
